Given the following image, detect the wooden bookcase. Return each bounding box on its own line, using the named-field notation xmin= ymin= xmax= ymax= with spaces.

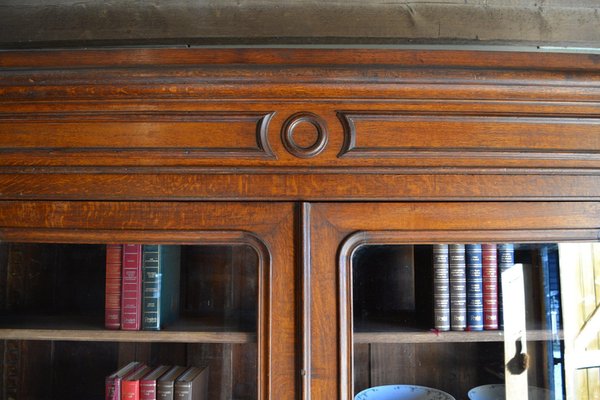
xmin=0 ymin=48 xmax=599 ymax=399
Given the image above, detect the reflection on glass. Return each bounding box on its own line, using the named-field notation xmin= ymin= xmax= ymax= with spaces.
xmin=0 ymin=242 xmax=259 ymax=400
xmin=352 ymin=243 xmax=579 ymax=400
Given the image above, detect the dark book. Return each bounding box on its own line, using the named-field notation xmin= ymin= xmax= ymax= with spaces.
xmin=466 ymin=244 xmax=483 ymax=331
xmin=449 ymin=244 xmax=466 ymax=331
xmin=141 ymin=365 xmax=172 ymax=400
xmin=482 ymin=244 xmax=499 ymax=330
xmin=174 ymin=366 xmax=209 ymax=400
xmin=4 ymin=340 xmax=20 ymax=400
xmin=157 ymin=366 xmax=187 ymax=400
xmin=540 ymin=244 xmax=563 ymax=396
xmin=432 ymin=244 xmax=450 ymax=331
xmin=122 ymin=365 xmax=152 ymax=400
xmin=105 ymin=361 xmax=141 ymax=400
xmin=105 ymin=244 xmax=123 ymax=330
xmin=142 ymin=245 xmax=181 ymax=330
xmin=122 ymin=244 xmax=143 ymax=330
xmin=497 ymin=243 xmax=515 ymax=329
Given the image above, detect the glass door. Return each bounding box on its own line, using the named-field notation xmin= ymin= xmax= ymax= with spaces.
xmin=306 ymin=202 xmax=600 ymax=400
xmin=0 ymin=201 xmax=297 ymax=400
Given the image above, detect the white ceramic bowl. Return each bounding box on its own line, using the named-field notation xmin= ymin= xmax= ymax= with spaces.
xmin=468 ymin=384 xmax=552 ymax=400
xmin=354 ymin=384 xmax=456 ymax=400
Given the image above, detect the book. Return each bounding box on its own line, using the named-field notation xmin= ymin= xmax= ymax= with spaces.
xmin=466 ymin=244 xmax=483 ymax=331
xmin=142 ymin=245 xmax=181 ymax=330
xmin=105 ymin=361 xmax=141 ymax=400
xmin=122 ymin=244 xmax=143 ymax=330
xmin=174 ymin=366 xmax=209 ymax=400
xmin=449 ymin=244 xmax=466 ymax=331
xmin=105 ymin=244 xmax=123 ymax=330
xmin=482 ymin=244 xmax=499 ymax=330
xmin=141 ymin=365 xmax=172 ymax=400
xmin=122 ymin=365 xmax=152 ymax=400
xmin=497 ymin=243 xmax=515 ymax=329
xmin=432 ymin=244 xmax=450 ymax=331
xmin=157 ymin=366 xmax=187 ymax=400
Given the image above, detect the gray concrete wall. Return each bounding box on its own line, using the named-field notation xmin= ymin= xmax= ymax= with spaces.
xmin=0 ymin=0 xmax=599 ymax=47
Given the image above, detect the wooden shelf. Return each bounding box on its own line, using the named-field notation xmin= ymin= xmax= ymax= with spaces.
xmin=0 ymin=328 xmax=255 ymax=343
xmin=354 ymin=329 xmax=563 ymax=344
xmin=0 ymin=314 xmax=256 ymax=343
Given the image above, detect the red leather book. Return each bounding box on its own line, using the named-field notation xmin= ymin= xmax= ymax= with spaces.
xmin=105 ymin=244 xmax=123 ymax=330
xmin=482 ymin=244 xmax=498 ymax=330
xmin=140 ymin=365 xmax=171 ymax=400
xmin=105 ymin=362 xmax=141 ymax=400
xmin=121 ymin=244 xmax=143 ymax=330
xmin=122 ymin=365 xmax=151 ymax=400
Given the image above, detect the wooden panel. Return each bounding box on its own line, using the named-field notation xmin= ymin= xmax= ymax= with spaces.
xmin=367 ymin=342 xmax=481 ymax=399
xmin=3 ymin=172 xmax=600 ymax=201
xmin=339 ymin=112 xmax=600 ymax=163
xmin=0 ymin=112 xmax=274 ymax=166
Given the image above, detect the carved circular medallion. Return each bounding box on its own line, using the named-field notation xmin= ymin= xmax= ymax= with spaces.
xmin=281 ymin=112 xmax=328 ymax=158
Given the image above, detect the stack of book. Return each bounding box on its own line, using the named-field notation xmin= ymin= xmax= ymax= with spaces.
xmin=433 ymin=243 xmax=514 ymax=331
xmin=105 ymin=244 xmax=181 ymax=331
xmin=106 ymin=362 xmax=209 ymax=400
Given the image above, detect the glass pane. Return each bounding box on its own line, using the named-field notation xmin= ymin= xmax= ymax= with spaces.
xmin=352 ymin=243 xmax=593 ymax=400
xmin=0 ymin=242 xmax=259 ymax=400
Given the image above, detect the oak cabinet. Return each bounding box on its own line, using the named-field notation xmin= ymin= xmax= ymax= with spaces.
xmin=1 ymin=47 xmax=599 ymax=399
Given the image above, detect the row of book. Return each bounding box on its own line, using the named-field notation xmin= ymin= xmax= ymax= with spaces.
xmin=106 ymin=362 xmax=208 ymax=400
xmin=433 ymin=243 xmax=514 ymax=331
xmin=105 ymin=244 xmax=181 ymax=331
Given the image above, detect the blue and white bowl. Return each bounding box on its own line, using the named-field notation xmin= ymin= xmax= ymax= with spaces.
xmin=468 ymin=384 xmax=551 ymax=400
xmin=355 ymin=384 xmax=456 ymax=400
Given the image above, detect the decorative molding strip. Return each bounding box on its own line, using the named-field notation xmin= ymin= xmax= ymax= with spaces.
xmin=299 ymin=202 xmax=312 ymax=400
xmin=338 ymin=112 xmax=600 ymax=161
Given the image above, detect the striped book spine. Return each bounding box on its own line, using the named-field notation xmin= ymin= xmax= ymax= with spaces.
xmin=105 ymin=244 xmax=123 ymax=330
xmin=121 ymin=244 xmax=143 ymax=331
xmin=498 ymin=243 xmax=515 ymax=329
xmin=142 ymin=245 xmax=161 ymax=331
xmin=449 ymin=244 xmax=467 ymax=331
xmin=433 ymin=244 xmax=450 ymax=331
xmin=466 ymin=244 xmax=483 ymax=331
xmin=482 ymin=244 xmax=499 ymax=330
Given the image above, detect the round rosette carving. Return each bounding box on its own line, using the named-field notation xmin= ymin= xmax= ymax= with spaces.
xmin=281 ymin=112 xmax=328 ymax=158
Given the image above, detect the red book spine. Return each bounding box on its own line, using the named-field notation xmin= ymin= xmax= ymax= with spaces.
xmin=122 ymin=380 xmax=140 ymax=400
xmin=140 ymin=380 xmax=157 ymax=400
xmin=105 ymin=378 xmax=121 ymax=400
xmin=105 ymin=244 xmax=123 ymax=330
xmin=482 ymin=244 xmax=498 ymax=330
xmin=121 ymin=244 xmax=143 ymax=331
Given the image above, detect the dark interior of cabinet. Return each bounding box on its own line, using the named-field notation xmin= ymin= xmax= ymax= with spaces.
xmin=352 ymin=243 xmax=564 ymax=399
xmin=0 ymin=242 xmax=258 ymax=400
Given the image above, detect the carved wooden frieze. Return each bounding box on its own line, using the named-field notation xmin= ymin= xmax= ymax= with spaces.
xmin=1 ymin=48 xmax=600 ymax=200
